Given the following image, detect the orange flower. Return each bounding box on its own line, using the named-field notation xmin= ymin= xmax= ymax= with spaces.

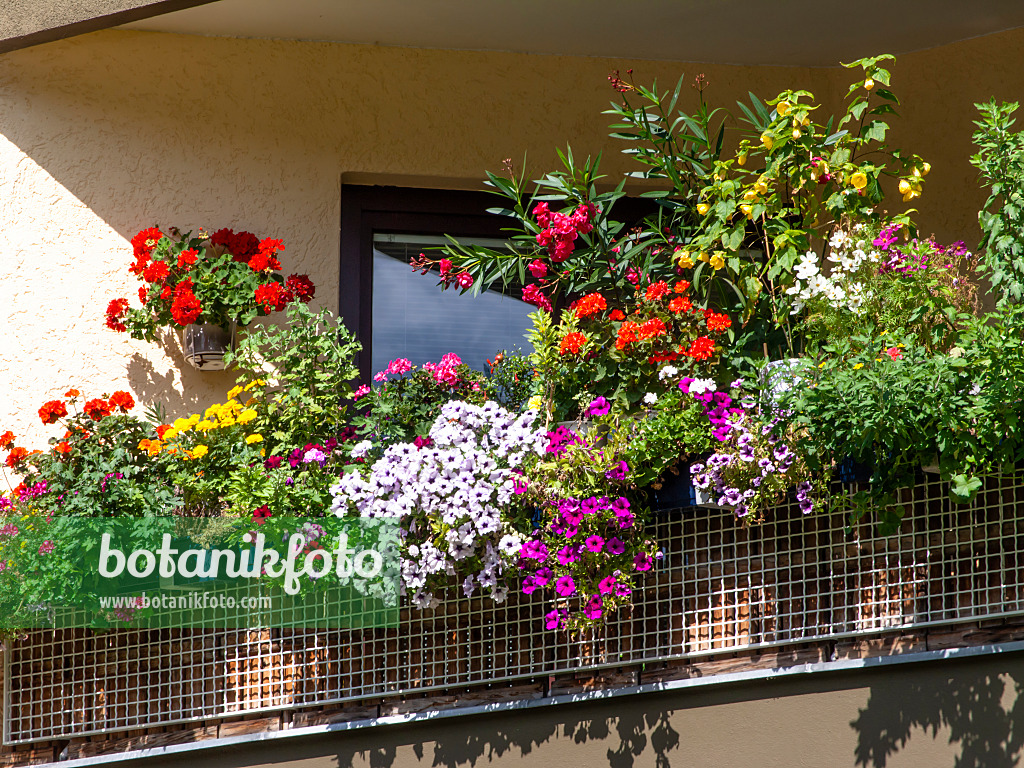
xmin=38 ymin=400 xmax=68 ymax=425
xmin=0 ymin=431 xmax=14 ymax=449
xmin=615 ymin=321 xmax=640 ymax=350
xmin=673 ymin=280 xmax=691 ymax=294
xmin=705 ymin=311 xmax=732 ymax=332
xmin=53 ymin=441 xmax=72 ymax=455
xmin=83 ymin=398 xmax=112 ymax=421
xmin=644 ymin=281 xmax=670 ymax=301
xmin=155 ymin=425 xmax=172 ymax=440
xmin=64 ymin=389 xmax=80 ymax=398
xmin=609 ymin=309 xmax=626 ymax=321
xmin=636 ymin=317 xmax=667 ymax=341
xmin=5 ymin=447 xmax=28 ymax=468
xmin=573 ymin=293 xmax=607 ymax=319
xmin=683 ymin=336 xmax=716 ymax=361
xmin=559 ymin=332 xmax=588 ymax=355
xmin=109 ymin=391 xmax=135 ymax=412
xmin=668 ymin=296 xmax=693 ymax=314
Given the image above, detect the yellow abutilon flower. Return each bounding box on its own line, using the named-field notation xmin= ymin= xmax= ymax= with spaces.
xmin=697 ymin=203 xmax=710 ymax=216
xmin=760 ymin=132 xmax=773 ymax=150
xmin=675 ymin=249 xmax=695 ymax=268
xmin=709 ymin=253 xmax=726 ymax=270
xmin=850 ymin=171 xmax=868 ymax=190
xmin=776 ymin=100 xmax=791 ymax=116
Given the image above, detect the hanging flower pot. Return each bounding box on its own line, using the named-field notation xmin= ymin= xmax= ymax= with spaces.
xmin=181 ymin=322 xmax=236 ymax=370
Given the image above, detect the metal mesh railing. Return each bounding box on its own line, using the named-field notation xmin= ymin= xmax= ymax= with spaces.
xmin=6 ymin=471 xmax=1024 ymax=744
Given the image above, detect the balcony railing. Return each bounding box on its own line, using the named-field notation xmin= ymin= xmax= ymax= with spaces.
xmin=5 ymin=471 xmax=1024 ymax=744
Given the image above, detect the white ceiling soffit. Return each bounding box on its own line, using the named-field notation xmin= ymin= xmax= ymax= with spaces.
xmin=121 ymin=0 xmax=1024 ymax=66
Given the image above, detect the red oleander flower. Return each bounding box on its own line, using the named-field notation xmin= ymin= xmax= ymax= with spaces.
xmin=83 ymin=398 xmax=112 ymax=421
xmin=105 ymin=298 xmax=130 ymax=332
xmin=38 ymin=400 xmax=68 ymax=425
xmin=177 ymin=248 xmax=198 ymax=269
xmin=0 ymin=431 xmax=15 ymax=449
xmin=683 ymin=336 xmax=715 ymax=361
xmin=285 ymin=274 xmax=316 ymax=302
xmin=522 ymin=284 xmax=552 ymax=312
xmin=668 ymin=296 xmax=693 ymax=314
xmin=705 ymin=311 xmax=732 ymax=333
xmin=170 ymin=284 xmax=202 ymax=325
xmin=254 ymin=283 xmax=287 ymax=313
xmin=573 ymin=293 xmax=607 ymax=319
xmin=109 ymin=391 xmax=135 ymax=411
xmin=610 ymin=309 xmax=626 ymax=321
xmin=644 ymin=281 xmax=670 ymax=301
xmin=142 ymin=261 xmax=170 ymax=283
xmin=5 ymin=447 xmax=28 ymax=468
xmin=559 ymin=332 xmax=587 ymax=355
xmin=674 ymin=280 xmax=691 ymax=293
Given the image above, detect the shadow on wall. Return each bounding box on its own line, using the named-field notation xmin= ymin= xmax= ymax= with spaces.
xmin=851 ymin=670 xmax=1024 ymax=768
xmin=339 ymin=708 xmax=681 ymax=768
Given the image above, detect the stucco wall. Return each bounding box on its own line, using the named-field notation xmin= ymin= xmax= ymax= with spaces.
xmin=0 ymin=26 xmax=1020 ymax=450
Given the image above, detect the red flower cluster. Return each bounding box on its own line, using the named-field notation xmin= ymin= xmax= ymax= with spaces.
xmin=130 ymin=227 xmax=164 ymax=276
xmin=105 ymin=298 xmax=130 ymax=332
xmin=252 ymin=504 xmax=272 ymax=526
xmin=109 ymin=391 xmax=135 ymax=411
xmin=644 ymin=281 xmax=670 ymax=301
xmin=615 ymin=318 xmax=667 ymax=350
xmin=254 ymin=283 xmax=288 ymax=313
xmin=285 ymin=274 xmax=315 ymax=302
xmin=522 ymin=284 xmax=552 ymax=312
xmin=573 ymin=293 xmax=607 ymax=319
xmin=53 ymin=441 xmax=72 ymax=455
xmin=668 ymin=296 xmax=693 ymax=314
xmin=142 ymin=260 xmax=170 ymax=283
xmin=0 ymin=431 xmax=14 ymax=449
xmin=83 ymin=398 xmax=113 ymax=421
xmin=38 ymin=400 xmax=67 ymax=425
xmin=211 ymin=228 xmax=260 ymax=262
xmin=704 ymin=310 xmax=732 ymax=333
xmin=170 ymin=281 xmax=203 ymax=325
xmin=533 ymin=201 xmax=597 ymax=264
xmin=682 ymin=336 xmax=716 ymax=361
xmin=5 ymin=446 xmax=27 ymax=469
xmin=610 ymin=309 xmax=626 ymax=321
xmin=674 ymin=280 xmax=690 ymax=293
xmin=177 ymin=249 xmax=198 ymax=270
xmin=559 ymin=332 xmax=587 ymax=355
xmin=248 ymin=238 xmax=284 ymax=272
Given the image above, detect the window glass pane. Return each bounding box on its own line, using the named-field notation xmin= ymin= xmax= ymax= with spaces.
xmin=371 ymin=233 xmax=534 ymax=375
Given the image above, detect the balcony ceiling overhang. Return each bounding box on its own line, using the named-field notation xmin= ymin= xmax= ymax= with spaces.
xmin=118 ymin=0 xmax=1024 ymax=66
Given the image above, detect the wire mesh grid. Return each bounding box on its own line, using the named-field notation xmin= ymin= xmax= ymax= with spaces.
xmin=6 ymin=471 xmax=1024 ymax=744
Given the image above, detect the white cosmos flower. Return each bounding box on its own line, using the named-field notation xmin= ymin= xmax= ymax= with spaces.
xmin=825 ymin=283 xmax=846 ymax=303
xmin=829 ymin=231 xmax=851 ymax=250
xmin=807 ymin=274 xmax=828 ymax=295
xmin=795 ymin=261 xmax=819 ymax=280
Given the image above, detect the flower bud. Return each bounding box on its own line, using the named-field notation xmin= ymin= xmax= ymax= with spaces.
xmin=864 ymin=78 xmax=875 ymax=91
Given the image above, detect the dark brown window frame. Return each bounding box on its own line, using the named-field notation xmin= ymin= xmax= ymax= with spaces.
xmin=339 ymin=185 xmax=511 ymax=383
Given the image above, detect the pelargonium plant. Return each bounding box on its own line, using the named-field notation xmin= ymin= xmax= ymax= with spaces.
xmin=105 ymin=226 xmax=316 ymax=341
xmin=330 ymin=400 xmax=546 ymax=610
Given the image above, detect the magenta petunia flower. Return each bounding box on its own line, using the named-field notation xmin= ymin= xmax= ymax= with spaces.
xmin=584 ymin=535 xmax=604 ymax=553
xmin=555 ymin=575 xmax=576 ymax=597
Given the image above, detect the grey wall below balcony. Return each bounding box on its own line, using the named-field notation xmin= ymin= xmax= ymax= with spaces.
xmin=0 ymin=0 xmax=220 ymax=54
xmin=118 ymin=648 xmax=1024 ymax=768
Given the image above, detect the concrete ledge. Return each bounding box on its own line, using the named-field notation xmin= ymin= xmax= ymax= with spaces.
xmin=0 ymin=0 xmax=221 ymax=55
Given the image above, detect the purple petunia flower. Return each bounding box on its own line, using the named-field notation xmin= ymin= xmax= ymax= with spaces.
xmin=598 ymin=575 xmax=617 ymax=594
xmin=545 ymin=609 xmax=562 ymax=630
xmin=604 ymin=460 xmax=629 ymax=481
xmin=555 ymin=575 xmax=576 ymax=597
xmin=606 ymin=537 xmax=626 ymax=555
xmin=634 ymin=552 xmax=653 ymax=571
xmin=585 ymin=396 xmax=611 ymax=417
xmin=585 ymin=535 xmax=605 ymax=553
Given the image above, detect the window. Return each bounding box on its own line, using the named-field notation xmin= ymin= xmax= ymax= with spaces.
xmin=340 ymin=185 xmax=533 ymax=382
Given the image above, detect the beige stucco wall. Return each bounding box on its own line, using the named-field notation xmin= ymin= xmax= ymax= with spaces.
xmin=0 ymin=25 xmax=1021 ymax=450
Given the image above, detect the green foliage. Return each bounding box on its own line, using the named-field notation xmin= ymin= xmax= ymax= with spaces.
xmin=621 ymin=388 xmax=716 ymax=489
xmin=225 ymin=302 xmax=360 ymax=455
xmin=971 ymin=99 xmax=1024 ymax=304
xmin=485 ymin=350 xmax=535 ymax=412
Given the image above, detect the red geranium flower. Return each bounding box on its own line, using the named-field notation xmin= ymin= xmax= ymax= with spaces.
xmin=177 ymin=248 xmax=198 ymax=270
xmin=170 ymin=283 xmax=202 ymax=325
xmin=138 ymin=287 xmax=148 ymax=304
xmin=109 ymin=391 xmax=135 ymax=411
xmin=83 ymin=398 xmax=112 ymax=421
xmin=573 ymin=293 xmax=607 ymax=319
xmin=0 ymin=431 xmax=15 ymax=449
xmin=5 ymin=447 xmax=28 ymax=468
xmin=683 ymin=336 xmax=716 ymax=361
xmin=705 ymin=311 xmax=732 ymax=333
xmin=38 ymin=400 xmax=68 ymax=425
xmin=142 ymin=261 xmax=170 ymax=283
xmin=64 ymin=389 xmax=80 ymax=398
xmin=668 ymin=296 xmax=693 ymax=314
xmin=53 ymin=441 xmax=72 ymax=455
xmin=610 ymin=309 xmax=626 ymax=321
xmin=285 ymin=274 xmax=315 ymax=302
xmin=211 ymin=228 xmax=260 ymax=262
xmin=644 ymin=281 xmax=670 ymax=301
xmin=674 ymin=280 xmax=691 ymax=293
xmin=559 ymin=332 xmax=587 ymax=355
xmin=105 ymin=298 xmax=130 ymax=332
xmin=130 ymin=227 xmax=163 ymax=275
xmin=254 ymin=283 xmax=288 ymax=313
